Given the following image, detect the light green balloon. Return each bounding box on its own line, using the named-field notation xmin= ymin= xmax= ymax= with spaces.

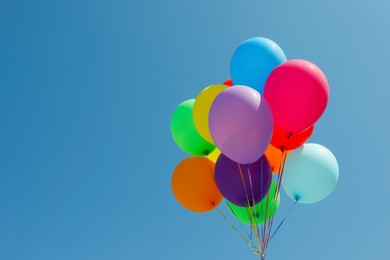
xmin=282 ymin=143 xmax=339 ymax=204
xmin=227 ymin=181 xmax=280 ymax=225
xmin=170 ymin=99 xmax=215 ymax=156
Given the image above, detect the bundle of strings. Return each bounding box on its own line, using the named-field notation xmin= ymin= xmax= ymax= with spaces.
xmin=211 ymin=144 xmax=298 ymax=260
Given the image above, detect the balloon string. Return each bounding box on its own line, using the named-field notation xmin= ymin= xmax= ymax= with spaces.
xmin=275 ymin=149 xmax=287 ymax=197
xmin=269 ymin=199 xmax=298 ymax=241
xmin=215 ymin=165 xmax=260 ymax=255
xmin=237 ymin=163 xmax=263 ymax=255
xmin=247 ymin=166 xmax=257 ymax=220
xmin=248 ymin=226 xmax=262 ymax=260
xmin=262 ymin=147 xmax=276 ymax=250
xmin=264 ymin=146 xmax=289 ymax=250
xmin=261 ymin=181 xmax=271 ymax=250
xmin=261 ymin=191 xmax=271 ymax=252
xmin=215 ymin=206 xmax=257 ymax=252
xmin=237 ymin=163 xmax=252 ymax=208
xmin=261 ymin=146 xmax=288 ymax=252
xmin=249 ymin=224 xmax=262 ymax=260
xmin=250 ymin=224 xmax=253 ymax=240
xmin=247 ymin=166 xmax=264 ymax=252
xmin=225 ymin=200 xmax=253 ymax=242
xmin=262 ymin=150 xmax=284 ymax=252
xmin=271 ymin=150 xmax=288 ymax=244
xmin=256 ymin=160 xmax=266 ymax=247
xmin=258 ymin=225 xmax=264 ymax=260
xmin=274 ymin=144 xmax=288 ymax=203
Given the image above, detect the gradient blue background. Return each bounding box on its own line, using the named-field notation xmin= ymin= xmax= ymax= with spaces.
xmin=1 ymin=1 xmax=389 ymax=259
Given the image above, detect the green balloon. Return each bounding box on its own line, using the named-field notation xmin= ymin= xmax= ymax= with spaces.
xmin=170 ymin=99 xmax=215 ymax=156
xmin=227 ymin=181 xmax=280 ymax=225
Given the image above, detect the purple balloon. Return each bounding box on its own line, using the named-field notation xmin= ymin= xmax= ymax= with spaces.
xmin=215 ymin=154 xmax=272 ymax=206
xmin=209 ymin=86 xmax=273 ymax=164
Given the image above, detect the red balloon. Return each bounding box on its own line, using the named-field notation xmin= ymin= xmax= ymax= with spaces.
xmin=271 ymin=124 xmax=314 ymax=151
xmin=264 ymin=60 xmax=329 ymax=134
xmin=223 ymin=78 xmax=233 ymax=86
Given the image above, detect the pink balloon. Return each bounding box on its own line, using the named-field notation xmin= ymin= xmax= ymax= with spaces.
xmin=209 ymin=86 xmax=274 ymax=164
xmin=264 ymin=60 xmax=329 ymax=134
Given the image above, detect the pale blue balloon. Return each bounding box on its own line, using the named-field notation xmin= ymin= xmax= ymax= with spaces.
xmin=230 ymin=37 xmax=287 ymax=94
xmin=282 ymin=143 xmax=339 ymax=204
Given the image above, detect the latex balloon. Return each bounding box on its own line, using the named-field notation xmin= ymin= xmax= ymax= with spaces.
xmin=170 ymin=99 xmax=215 ymax=156
xmin=223 ymin=78 xmax=233 ymax=86
xmin=215 ymin=154 xmax=272 ymax=207
xmin=207 ymin=148 xmax=221 ymax=163
xmin=264 ymin=60 xmax=329 ymax=134
xmin=171 ymin=157 xmax=222 ymax=212
xmin=227 ymin=181 xmax=280 ymax=225
xmin=282 ymin=143 xmax=339 ymax=204
xmin=230 ymin=37 xmax=287 ymax=94
xmin=193 ymin=84 xmax=228 ymax=144
xmin=264 ymin=145 xmax=290 ymax=174
xmin=209 ymin=86 xmax=273 ymax=164
xmin=271 ymin=124 xmax=314 ymax=151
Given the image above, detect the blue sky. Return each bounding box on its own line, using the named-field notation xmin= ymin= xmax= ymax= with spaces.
xmin=1 ymin=1 xmax=390 ymax=259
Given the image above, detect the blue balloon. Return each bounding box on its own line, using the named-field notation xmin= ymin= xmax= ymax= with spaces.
xmin=230 ymin=37 xmax=287 ymax=94
xmin=282 ymin=143 xmax=339 ymax=204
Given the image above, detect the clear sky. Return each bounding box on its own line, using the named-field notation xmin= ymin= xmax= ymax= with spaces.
xmin=1 ymin=1 xmax=389 ymax=259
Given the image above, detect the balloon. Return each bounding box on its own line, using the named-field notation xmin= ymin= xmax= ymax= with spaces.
xmin=227 ymin=181 xmax=280 ymax=225
xmin=230 ymin=37 xmax=287 ymax=94
xmin=207 ymin=148 xmax=221 ymax=163
xmin=264 ymin=145 xmax=290 ymax=174
xmin=264 ymin=59 xmax=329 ymax=134
xmin=170 ymin=99 xmax=215 ymax=156
xmin=282 ymin=143 xmax=339 ymax=204
xmin=271 ymin=124 xmax=314 ymax=151
xmin=171 ymin=157 xmax=223 ymax=212
xmin=215 ymin=154 xmax=272 ymax=207
xmin=209 ymin=86 xmax=274 ymax=164
xmin=193 ymin=84 xmax=228 ymax=144
xmin=223 ymin=78 xmax=233 ymax=86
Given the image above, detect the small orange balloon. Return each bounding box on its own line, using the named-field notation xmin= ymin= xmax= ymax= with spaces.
xmin=171 ymin=157 xmax=222 ymax=212
xmin=264 ymin=145 xmax=290 ymax=174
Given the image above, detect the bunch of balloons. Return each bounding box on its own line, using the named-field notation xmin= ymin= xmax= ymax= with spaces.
xmin=170 ymin=37 xmax=339 ymax=259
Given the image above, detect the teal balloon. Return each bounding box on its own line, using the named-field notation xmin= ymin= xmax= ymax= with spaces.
xmin=230 ymin=37 xmax=287 ymax=94
xmin=282 ymin=143 xmax=339 ymax=204
xmin=170 ymin=99 xmax=215 ymax=156
xmin=227 ymin=181 xmax=280 ymax=225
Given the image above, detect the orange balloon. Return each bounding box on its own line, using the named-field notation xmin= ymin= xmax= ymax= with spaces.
xmin=171 ymin=157 xmax=222 ymax=212
xmin=264 ymin=145 xmax=290 ymax=174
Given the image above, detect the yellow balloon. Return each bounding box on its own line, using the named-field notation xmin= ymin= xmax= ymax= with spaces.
xmin=207 ymin=148 xmax=221 ymax=163
xmin=193 ymin=84 xmax=228 ymax=143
